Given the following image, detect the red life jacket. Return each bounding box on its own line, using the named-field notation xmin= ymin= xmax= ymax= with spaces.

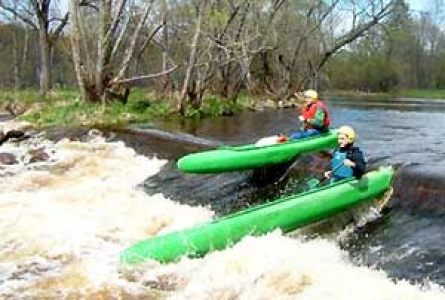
xmin=300 ymin=100 xmax=330 ymax=130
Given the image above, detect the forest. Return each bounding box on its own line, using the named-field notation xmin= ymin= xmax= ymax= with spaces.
xmin=1 ymin=0 xmax=444 ymax=118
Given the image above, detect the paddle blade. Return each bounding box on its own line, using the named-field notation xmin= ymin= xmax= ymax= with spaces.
xmin=307 ymin=178 xmax=321 ymax=189
xmin=254 ymin=135 xmax=280 ymax=147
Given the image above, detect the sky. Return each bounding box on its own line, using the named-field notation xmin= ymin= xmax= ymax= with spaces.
xmin=59 ymin=0 xmax=68 ymax=14
xmin=407 ymin=0 xmax=429 ymax=12
xmin=58 ymin=0 xmax=430 ymax=14
xmin=53 ymin=0 xmax=434 ymax=24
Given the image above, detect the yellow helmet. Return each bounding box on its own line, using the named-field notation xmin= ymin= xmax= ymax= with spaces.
xmin=338 ymin=125 xmax=356 ymax=143
xmin=304 ymin=89 xmax=318 ymax=100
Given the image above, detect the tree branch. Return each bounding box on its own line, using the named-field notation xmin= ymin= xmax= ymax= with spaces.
xmin=113 ymin=65 xmax=179 ymax=84
xmin=137 ymin=24 xmax=163 ymax=58
xmin=49 ymin=12 xmax=70 ymax=45
xmin=115 ymin=0 xmax=155 ymax=80
xmin=317 ymin=3 xmax=394 ymax=71
xmin=0 ymin=3 xmax=37 ymax=29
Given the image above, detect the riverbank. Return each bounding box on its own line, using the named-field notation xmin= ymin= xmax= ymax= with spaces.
xmin=0 ymin=89 xmax=293 ymax=128
xmin=330 ymin=88 xmax=445 ymax=100
xmin=0 ymin=89 xmax=255 ymax=128
xmin=2 ymin=88 xmax=445 ymax=128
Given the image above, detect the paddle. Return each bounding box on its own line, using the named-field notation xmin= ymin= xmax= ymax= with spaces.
xmin=307 ymin=162 xmax=344 ymax=189
xmin=273 ymin=154 xmax=300 ymax=184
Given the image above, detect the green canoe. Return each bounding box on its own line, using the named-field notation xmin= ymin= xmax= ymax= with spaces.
xmin=177 ymin=130 xmax=338 ymax=174
xmin=120 ymin=166 xmax=394 ymax=264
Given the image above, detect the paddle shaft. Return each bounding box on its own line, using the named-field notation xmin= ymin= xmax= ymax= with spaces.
xmin=329 ymin=161 xmax=345 ymax=176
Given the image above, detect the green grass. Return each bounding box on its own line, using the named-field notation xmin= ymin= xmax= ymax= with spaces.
xmin=0 ymin=88 xmax=253 ymax=127
xmin=326 ymin=89 xmax=390 ymax=98
xmin=328 ymin=88 xmax=445 ymax=99
xmin=396 ymin=89 xmax=445 ymax=99
xmin=0 ymin=88 xmax=79 ymax=103
xmin=19 ymin=95 xmax=173 ymax=127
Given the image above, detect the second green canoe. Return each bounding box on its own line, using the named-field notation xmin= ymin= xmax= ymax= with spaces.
xmin=121 ymin=166 xmax=394 ymax=264
xmin=177 ymin=130 xmax=338 ymax=174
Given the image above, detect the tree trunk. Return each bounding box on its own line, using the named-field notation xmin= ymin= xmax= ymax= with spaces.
xmin=38 ymin=26 xmax=51 ymax=95
xmin=11 ymin=25 xmax=29 ymax=91
xmin=177 ymin=0 xmax=208 ymax=115
xmin=12 ymin=28 xmax=20 ymax=91
xmin=161 ymin=0 xmax=172 ymax=97
xmin=96 ymin=0 xmax=113 ymax=104
xmin=69 ymin=0 xmax=87 ymax=100
xmin=33 ymin=0 xmax=51 ymax=95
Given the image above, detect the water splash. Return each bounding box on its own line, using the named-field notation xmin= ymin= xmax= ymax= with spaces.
xmin=121 ymin=232 xmax=444 ymax=299
xmin=1 ymin=121 xmax=443 ymax=299
xmin=0 ymin=124 xmax=213 ymax=298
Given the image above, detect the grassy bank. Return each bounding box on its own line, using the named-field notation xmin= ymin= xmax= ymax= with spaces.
xmin=327 ymin=90 xmax=389 ymax=99
xmin=0 ymin=89 xmax=255 ymax=128
xmin=5 ymin=87 xmax=444 ymax=128
xmin=396 ymin=89 xmax=445 ymax=99
xmin=329 ymin=89 xmax=445 ymax=99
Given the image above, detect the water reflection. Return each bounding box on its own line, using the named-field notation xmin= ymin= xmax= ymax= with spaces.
xmin=149 ymin=97 xmax=445 ymax=171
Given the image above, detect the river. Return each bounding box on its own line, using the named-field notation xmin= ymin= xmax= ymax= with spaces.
xmin=1 ymin=97 xmax=445 ymax=299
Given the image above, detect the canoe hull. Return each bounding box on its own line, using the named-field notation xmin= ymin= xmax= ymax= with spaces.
xmin=121 ymin=166 xmax=394 ymax=264
xmin=177 ymin=131 xmax=338 ymax=173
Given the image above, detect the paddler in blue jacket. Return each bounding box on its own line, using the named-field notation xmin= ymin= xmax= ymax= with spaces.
xmin=324 ymin=126 xmax=366 ymax=183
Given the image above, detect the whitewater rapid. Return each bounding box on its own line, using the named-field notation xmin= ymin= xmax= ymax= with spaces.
xmin=0 ymin=121 xmax=443 ymax=299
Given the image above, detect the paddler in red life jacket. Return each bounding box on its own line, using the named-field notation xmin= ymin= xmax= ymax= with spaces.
xmin=289 ymin=89 xmax=331 ymax=140
xmin=324 ymin=126 xmax=366 ymax=183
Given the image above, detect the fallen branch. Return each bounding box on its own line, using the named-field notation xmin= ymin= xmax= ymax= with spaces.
xmin=112 ymin=65 xmax=179 ymax=84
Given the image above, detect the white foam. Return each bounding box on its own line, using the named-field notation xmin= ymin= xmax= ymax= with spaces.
xmin=133 ymin=232 xmax=444 ymax=300
xmin=1 ymin=122 xmax=443 ymax=298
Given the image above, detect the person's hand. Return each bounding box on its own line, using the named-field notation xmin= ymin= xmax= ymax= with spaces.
xmin=276 ymin=134 xmax=288 ymax=143
xmin=298 ymin=116 xmax=305 ymax=122
xmin=324 ymin=171 xmax=332 ymax=178
xmin=343 ymin=159 xmax=356 ymax=167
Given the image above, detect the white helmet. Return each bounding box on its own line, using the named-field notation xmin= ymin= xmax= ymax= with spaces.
xmin=304 ymin=89 xmax=318 ymax=100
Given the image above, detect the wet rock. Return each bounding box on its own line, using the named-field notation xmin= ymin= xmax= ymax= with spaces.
xmin=0 ymin=152 xmax=18 ymax=165
xmin=221 ymin=109 xmax=234 ymax=116
xmin=28 ymin=148 xmax=49 ymax=163
xmin=0 ymin=129 xmax=27 ymax=146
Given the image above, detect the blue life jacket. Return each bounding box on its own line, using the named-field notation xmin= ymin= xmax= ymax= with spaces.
xmin=332 ymin=149 xmax=353 ymax=180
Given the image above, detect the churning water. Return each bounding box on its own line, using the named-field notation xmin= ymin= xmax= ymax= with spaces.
xmin=1 ymin=96 xmax=445 ymax=299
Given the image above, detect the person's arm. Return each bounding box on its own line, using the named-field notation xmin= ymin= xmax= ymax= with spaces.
xmin=324 ymin=149 xmax=337 ymax=178
xmin=306 ymin=108 xmax=325 ymax=128
xmin=347 ymin=148 xmax=366 ymax=179
xmin=299 ymin=106 xmax=308 ymax=130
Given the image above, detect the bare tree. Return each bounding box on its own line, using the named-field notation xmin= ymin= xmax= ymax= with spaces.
xmin=160 ymin=0 xmax=172 ymax=97
xmin=10 ymin=13 xmax=30 ymax=91
xmin=0 ymin=0 xmax=69 ymax=95
xmin=214 ymin=0 xmax=286 ymax=99
xmin=69 ymin=0 xmax=177 ymax=103
xmin=260 ymin=0 xmax=394 ymax=101
xmin=316 ymin=1 xmax=394 ymax=76
xmin=177 ymin=0 xmax=208 ymax=115
xmin=171 ymin=0 xmax=285 ymax=115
